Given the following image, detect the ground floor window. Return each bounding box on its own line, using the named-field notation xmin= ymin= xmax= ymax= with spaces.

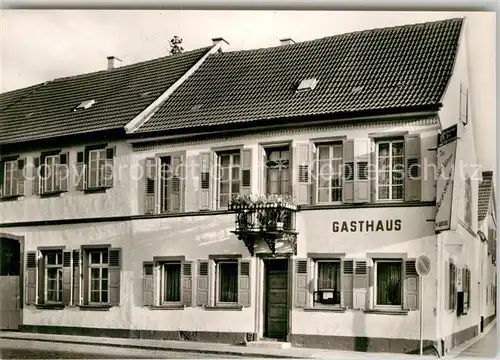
xmin=160 ymin=262 xmax=181 ymax=303
xmin=88 ymin=249 xmax=109 ymax=304
xmin=375 ymin=260 xmax=402 ymax=307
xmin=314 ymin=260 xmax=341 ymax=305
xmin=44 ymin=251 xmax=63 ymax=303
xmin=216 ymin=260 xmax=238 ymax=304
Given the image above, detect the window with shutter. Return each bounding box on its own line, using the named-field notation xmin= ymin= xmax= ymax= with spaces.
xmin=316 ymin=143 xmax=343 ymax=204
xmin=374 ymin=259 xmax=402 ymax=308
xmin=158 ymin=153 xmax=186 ymax=213
xmin=2 ymin=160 xmax=18 ymax=197
xmin=215 ymin=260 xmax=239 ymax=305
xmin=86 ymin=147 xmax=115 ymax=190
xmin=376 ymin=140 xmax=404 ymax=201
xmin=313 ymin=259 xmax=341 ymax=306
xmin=217 ymin=151 xmax=241 ymax=209
xmin=265 ymin=146 xmax=291 ymax=196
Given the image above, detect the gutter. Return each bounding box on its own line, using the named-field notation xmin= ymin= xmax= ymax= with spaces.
xmin=127 ymin=109 xmax=440 ymax=144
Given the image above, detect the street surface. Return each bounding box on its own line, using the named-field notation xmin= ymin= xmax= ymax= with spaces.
xmin=457 ymin=324 xmax=497 ymax=358
xmin=0 ymin=338 xmax=252 ymax=359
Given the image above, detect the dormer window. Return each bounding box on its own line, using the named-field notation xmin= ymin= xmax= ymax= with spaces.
xmin=297 ymin=78 xmax=318 ymax=92
xmin=74 ymin=99 xmax=96 ymax=111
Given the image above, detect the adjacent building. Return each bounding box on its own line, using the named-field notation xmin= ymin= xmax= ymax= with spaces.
xmin=0 ymin=17 xmax=496 ymax=356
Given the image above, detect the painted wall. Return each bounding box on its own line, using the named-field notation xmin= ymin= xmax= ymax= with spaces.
xmin=5 ymin=205 xmax=438 ymax=339
xmin=133 ymin=118 xmax=440 ymax=215
xmin=0 ymin=141 xmax=135 ymax=223
xmin=293 ymin=206 xmax=438 ymax=340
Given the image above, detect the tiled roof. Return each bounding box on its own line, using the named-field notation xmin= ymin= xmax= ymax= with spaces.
xmin=478 ymin=171 xmax=494 ymax=222
xmin=136 ymin=18 xmax=464 ymax=134
xmin=0 ymin=47 xmax=212 ymax=145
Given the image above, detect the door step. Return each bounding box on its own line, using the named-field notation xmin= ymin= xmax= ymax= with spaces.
xmin=246 ymin=340 xmax=291 ymax=349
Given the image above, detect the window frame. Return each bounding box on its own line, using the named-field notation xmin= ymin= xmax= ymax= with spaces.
xmin=373 ymin=259 xmax=403 ymax=309
xmin=314 ymin=259 xmax=342 ymax=307
xmin=375 ymin=139 xmax=405 ymax=202
xmin=159 ymin=261 xmax=182 ymax=305
xmin=88 ymin=249 xmax=109 ymax=305
xmin=265 ymin=146 xmax=291 ymax=196
xmin=2 ymin=160 xmax=17 ymax=197
xmin=87 ymin=148 xmax=107 ymax=189
xmin=43 ymin=154 xmax=60 ymax=193
xmin=215 ymin=259 xmax=239 ymax=306
xmin=216 ymin=151 xmax=241 ymax=209
xmin=44 ymin=251 xmax=63 ymax=304
xmin=315 ymin=142 xmax=343 ymax=204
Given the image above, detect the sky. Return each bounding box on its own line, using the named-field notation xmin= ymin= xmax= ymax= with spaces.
xmin=0 ymin=10 xmax=496 ymax=171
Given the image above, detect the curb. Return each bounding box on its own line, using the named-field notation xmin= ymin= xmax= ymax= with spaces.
xmin=0 ymin=335 xmax=306 ymax=359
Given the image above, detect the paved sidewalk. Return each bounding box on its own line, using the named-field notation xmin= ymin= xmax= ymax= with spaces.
xmin=0 ymin=331 xmax=436 ymax=359
xmin=443 ymin=319 xmax=497 ymax=358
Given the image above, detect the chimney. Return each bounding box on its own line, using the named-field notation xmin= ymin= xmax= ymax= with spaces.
xmin=211 ymin=37 xmax=230 ymax=52
xmin=280 ymin=38 xmax=295 ymax=46
xmin=107 ymin=56 xmax=122 ymax=70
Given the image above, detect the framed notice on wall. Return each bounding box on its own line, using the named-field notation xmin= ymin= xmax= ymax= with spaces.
xmin=435 ymin=125 xmax=458 ymax=232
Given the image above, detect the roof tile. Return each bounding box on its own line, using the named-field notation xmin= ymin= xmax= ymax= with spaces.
xmin=137 ymin=18 xmax=463 ymax=133
xmin=0 ymin=47 xmax=212 ymax=145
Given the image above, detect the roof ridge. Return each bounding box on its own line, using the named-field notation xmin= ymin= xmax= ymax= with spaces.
xmin=0 ymin=46 xmax=213 ymax=93
xmin=51 ymin=45 xmax=213 ymax=84
xmin=212 ymin=17 xmax=463 ymax=56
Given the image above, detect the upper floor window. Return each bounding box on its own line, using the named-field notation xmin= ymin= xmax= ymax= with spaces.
xmin=316 ymin=143 xmax=343 ymax=203
xmin=217 ymin=151 xmax=240 ymax=209
xmin=75 ymin=146 xmax=115 ymax=192
xmin=0 ymin=158 xmax=25 ymax=199
xmin=266 ymin=146 xmax=290 ymax=196
xmin=376 ymin=140 xmax=404 ymax=201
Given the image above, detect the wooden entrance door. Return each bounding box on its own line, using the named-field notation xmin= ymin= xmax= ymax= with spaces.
xmin=264 ymin=259 xmax=288 ymax=340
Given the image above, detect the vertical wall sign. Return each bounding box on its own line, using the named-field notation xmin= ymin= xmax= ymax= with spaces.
xmin=436 ymin=124 xmax=458 ymax=232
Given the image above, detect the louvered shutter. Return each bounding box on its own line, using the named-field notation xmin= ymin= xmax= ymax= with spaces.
xmin=354 ymin=139 xmax=370 ymax=203
xmin=240 ymin=149 xmax=252 ymax=195
xmin=170 ymin=154 xmax=184 ymax=212
xmin=104 ymin=147 xmax=115 ymax=188
xmin=342 ymin=139 xmax=354 ymax=203
xmin=404 ymin=134 xmax=421 ymax=201
xmin=294 ymin=143 xmax=310 ymax=204
xmin=59 ymin=152 xmax=69 ymax=192
xmin=76 ymin=151 xmax=86 ymax=191
xmin=258 ymin=145 xmax=267 ymax=195
xmin=467 ymin=268 xmax=471 ymax=310
xmin=310 ymin=144 xmax=317 ymax=205
xmin=462 ymin=268 xmax=468 ymax=313
xmin=0 ymin=161 xmax=4 ymax=198
xmin=16 ymin=158 xmax=26 ymax=196
xmin=238 ymin=259 xmax=251 ymax=307
xmin=72 ymin=250 xmax=81 ymax=305
xmin=108 ymin=248 xmax=121 ymax=306
xmin=61 ymin=250 xmax=72 ymax=305
xmin=33 ymin=157 xmax=41 ymax=195
xmin=369 ymin=140 xmax=377 ymax=202
xmin=199 ymin=152 xmax=212 ymax=210
xmin=26 ymin=251 xmax=37 ymax=305
xmin=353 ymin=259 xmax=368 ymax=309
xmin=143 ymin=262 xmax=154 ymax=306
xmin=37 ymin=250 xmax=44 ymax=304
xmin=404 ymin=259 xmax=418 ymax=310
xmin=181 ymin=261 xmax=193 ymax=306
xmin=294 ymin=259 xmax=309 ymax=308
xmin=196 ymin=260 xmax=209 ymax=306
xmin=145 ymin=157 xmax=156 ymax=214
xmin=342 ymin=259 xmax=354 ymax=309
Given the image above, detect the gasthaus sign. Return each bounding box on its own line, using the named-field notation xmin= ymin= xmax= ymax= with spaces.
xmin=435 ymin=124 xmax=458 ymax=232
